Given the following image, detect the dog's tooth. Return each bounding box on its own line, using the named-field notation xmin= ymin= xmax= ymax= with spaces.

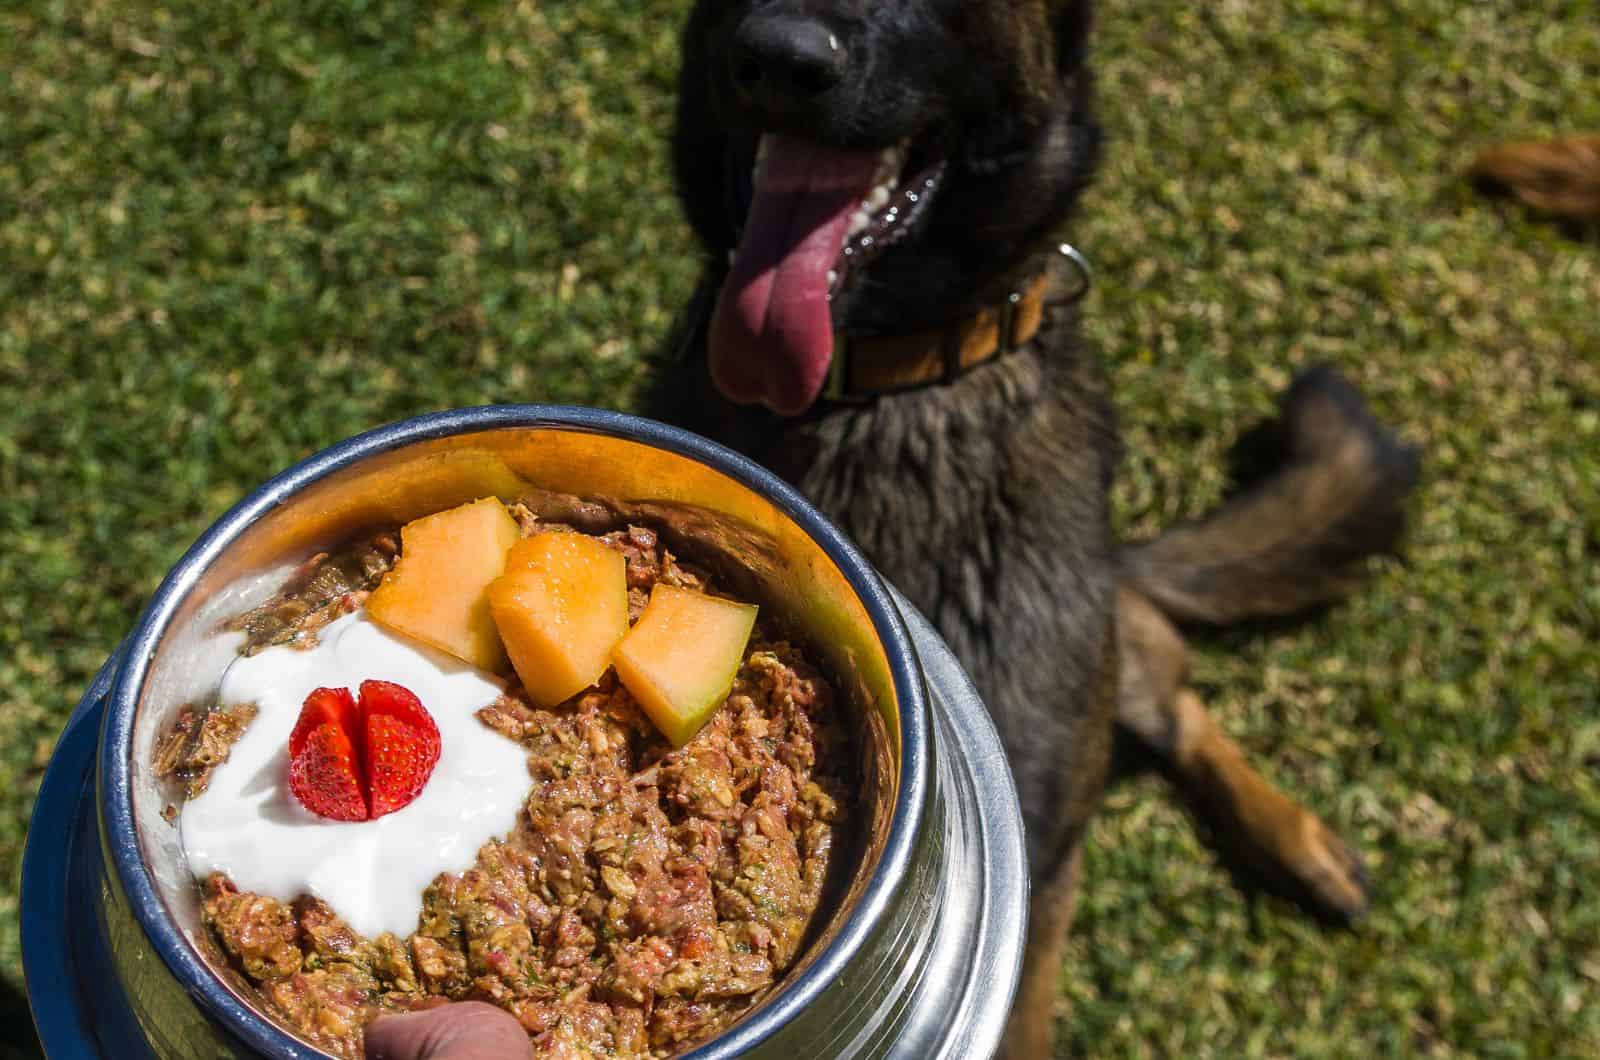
xmin=849 ymin=209 xmax=872 ymax=235
xmin=827 ymin=269 xmax=839 ymax=287
xmin=869 ymin=185 xmax=891 ymax=209
xmin=873 ymin=146 xmax=903 ymax=186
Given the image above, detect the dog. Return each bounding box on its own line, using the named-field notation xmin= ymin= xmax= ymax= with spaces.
xmin=649 ymin=1 xmax=1420 ymax=1054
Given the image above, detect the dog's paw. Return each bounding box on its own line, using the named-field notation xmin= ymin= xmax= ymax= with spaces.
xmin=1287 ymin=810 xmax=1371 ymax=923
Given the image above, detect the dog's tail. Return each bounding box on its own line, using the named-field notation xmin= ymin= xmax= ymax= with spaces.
xmin=1119 ymin=365 xmax=1420 ymax=626
xmin=1467 ymin=135 xmax=1600 ymax=224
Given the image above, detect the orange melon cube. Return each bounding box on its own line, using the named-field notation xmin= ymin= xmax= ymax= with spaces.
xmin=366 ymin=497 xmax=521 ymax=671
xmin=487 ymin=533 xmax=630 ymax=708
xmin=611 ymin=585 xmax=758 ymax=747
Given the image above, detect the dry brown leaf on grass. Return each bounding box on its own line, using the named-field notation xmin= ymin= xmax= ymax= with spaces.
xmin=1468 ymin=135 xmax=1600 ymax=223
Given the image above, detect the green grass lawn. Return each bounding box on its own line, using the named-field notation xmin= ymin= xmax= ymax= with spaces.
xmin=2 ymin=1 xmax=1596 ymax=1056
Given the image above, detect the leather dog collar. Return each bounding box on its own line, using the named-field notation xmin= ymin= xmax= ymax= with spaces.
xmin=822 ymin=242 xmax=1092 ymax=403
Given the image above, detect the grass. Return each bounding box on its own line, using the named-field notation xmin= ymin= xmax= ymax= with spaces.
xmin=1 ymin=0 xmax=1596 ymax=1056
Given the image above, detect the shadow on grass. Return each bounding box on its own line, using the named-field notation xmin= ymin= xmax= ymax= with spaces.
xmin=1109 ymin=737 xmax=1368 ymax=931
xmin=1465 ymin=172 xmax=1600 ymax=243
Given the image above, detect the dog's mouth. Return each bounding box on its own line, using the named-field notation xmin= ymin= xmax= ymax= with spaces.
xmin=709 ymin=133 xmax=947 ymax=416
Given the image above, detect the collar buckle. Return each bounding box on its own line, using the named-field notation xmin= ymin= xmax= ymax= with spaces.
xmin=823 ymin=331 xmax=858 ymax=404
xmin=999 ymin=290 xmax=1022 ymax=354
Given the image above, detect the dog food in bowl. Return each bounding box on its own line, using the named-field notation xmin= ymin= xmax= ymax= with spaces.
xmin=153 ymin=496 xmax=856 ymax=1059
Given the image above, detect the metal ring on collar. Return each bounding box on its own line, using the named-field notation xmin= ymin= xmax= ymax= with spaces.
xmin=1057 ymin=241 xmax=1092 ymax=302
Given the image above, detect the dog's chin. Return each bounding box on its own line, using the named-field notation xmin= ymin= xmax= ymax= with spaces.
xmin=708 ymin=129 xmax=948 ymax=416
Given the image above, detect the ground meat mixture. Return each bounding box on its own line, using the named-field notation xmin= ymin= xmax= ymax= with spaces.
xmin=154 ymin=702 xmax=259 ymax=801
xmin=191 ymin=513 xmax=854 ymax=1058
xmin=226 ymin=534 xmax=398 ymax=655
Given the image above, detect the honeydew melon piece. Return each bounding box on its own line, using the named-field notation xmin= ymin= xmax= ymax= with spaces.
xmin=611 ymin=584 xmax=757 ymax=747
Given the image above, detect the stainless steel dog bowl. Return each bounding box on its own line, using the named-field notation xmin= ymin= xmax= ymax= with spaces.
xmin=23 ymin=406 xmax=1026 ymax=1059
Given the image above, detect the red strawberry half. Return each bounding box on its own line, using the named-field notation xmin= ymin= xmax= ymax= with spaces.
xmin=366 ymin=713 xmax=437 ymax=817
xmin=290 ymin=687 xmax=360 ymax=760
xmin=288 ymin=723 xmax=367 ymax=821
xmin=286 ymin=680 xmax=442 ymax=821
xmin=358 ymin=680 xmax=433 ymax=735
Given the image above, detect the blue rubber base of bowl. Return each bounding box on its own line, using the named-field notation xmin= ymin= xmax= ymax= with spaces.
xmin=22 ymin=649 xmax=157 ymax=1059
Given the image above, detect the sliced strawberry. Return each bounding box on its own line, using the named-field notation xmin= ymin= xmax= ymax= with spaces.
xmin=365 ymin=712 xmax=442 ymax=818
xmin=358 ymin=679 xmax=433 ymax=732
xmin=288 ymin=723 xmax=368 ymax=821
xmin=289 ymin=686 xmax=360 ymax=760
xmin=287 ymin=679 xmax=441 ymax=821
xmin=358 ymin=679 xmax=441 ymax=819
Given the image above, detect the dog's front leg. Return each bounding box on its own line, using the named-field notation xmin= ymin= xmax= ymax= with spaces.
xmin=1000 ymin=838 xmax=1085 ymax=1060
xmin=1116 ymin=588 xmax=1370 ymax=921
xmin=999 ymin=622 xmax=1118 ymax=1060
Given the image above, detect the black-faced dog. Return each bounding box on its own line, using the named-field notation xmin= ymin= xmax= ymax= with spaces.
xmin=650 ymin=1 xmax=1419 ymax=1053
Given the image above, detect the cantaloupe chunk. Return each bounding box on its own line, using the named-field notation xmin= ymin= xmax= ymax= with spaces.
xmin=366 ymin=497 xmax=521 ymax=671
xmin=487 ymin=533 xmax=630 ymax=708
xmin=611 ymin=585 xmax=758 ymax=747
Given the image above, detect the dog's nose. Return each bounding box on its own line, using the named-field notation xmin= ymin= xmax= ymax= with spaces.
xmin=730 ymin=14 xmax=847 ymax=111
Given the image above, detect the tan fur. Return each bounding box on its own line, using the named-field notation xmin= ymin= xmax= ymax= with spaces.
xmin=1117 ymin=588 xmax=1369 ymax=920
xmin=1469 ymin=136 xmax=1600 ymax=223
xmin=1170 ymin=689 xmax=1369 ymax=918
xmin=1001 ymin=843 xmax=1085 ymax=1060
xmin=1002 ymin=614 xmax=1118 ymax=1058
xmin=1121 ymin=365 xmax=1417 ymax=627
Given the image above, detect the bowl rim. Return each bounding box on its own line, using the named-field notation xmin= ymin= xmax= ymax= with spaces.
xmin=98 ymin=404 xmax=930 ymax=1059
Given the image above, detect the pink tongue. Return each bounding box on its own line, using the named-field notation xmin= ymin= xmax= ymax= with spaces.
xmin=710 ymin=135 xmax=883 ymax=416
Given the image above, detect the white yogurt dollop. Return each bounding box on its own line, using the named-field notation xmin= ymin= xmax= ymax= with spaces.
xmin=181 ymin=612 xmax=531 ymax=939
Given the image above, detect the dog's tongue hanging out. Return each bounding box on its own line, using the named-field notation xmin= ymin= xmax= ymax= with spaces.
xmin=710 ymin=134 xmax=884 ymax=416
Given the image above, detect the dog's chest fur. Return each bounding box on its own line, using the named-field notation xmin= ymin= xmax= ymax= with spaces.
xmin=660 ymin=310 xmax=1119 ymax=871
